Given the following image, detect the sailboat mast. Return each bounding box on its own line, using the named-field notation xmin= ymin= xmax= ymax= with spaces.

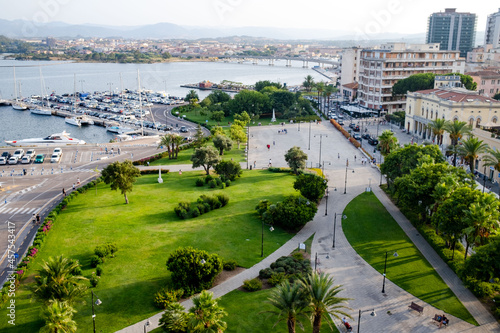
xmin=73 ymin=74 xmax=76 ymax=113
xmin=138 ymin=69 xmax=144 ymax=136
xmin=13 ymin=66 xmax=18 ymax=102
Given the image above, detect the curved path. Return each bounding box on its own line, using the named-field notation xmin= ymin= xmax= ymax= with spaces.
xmin=118 ymin=121 xmax=500 ymax=333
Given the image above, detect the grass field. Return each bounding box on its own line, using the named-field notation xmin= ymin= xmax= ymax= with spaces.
xmin=343 ymin=192 xmax=477 ymax=325
xmin=0 ymin=170 xmax=299 ymax=332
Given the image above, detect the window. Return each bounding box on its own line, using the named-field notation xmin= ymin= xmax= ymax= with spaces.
xmin=491 ymin=89 xmax=495 ymax=94
xmin=469 ymin=118 xmax=474 ymax=126
xmin=476 ymin=118 xmax=481 ymax=128
xmin=481 ymin=80 xmax=485 ymax=85
xmin=493 ymin=80 xmax=496 ymax=84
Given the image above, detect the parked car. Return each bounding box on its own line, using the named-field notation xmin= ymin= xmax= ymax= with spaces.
xmin=362 ymin=133 xmax=371 ymax=140
xmin=34 ymin=154 xmax=45 ymax=163
xmin=52 ymin=148 xmax=62 ymax=156
xmin=353 ymin=133 xmax=362 ymax=140
xmin=8 ymin=156 xmax=19 ymax=165
xmin=1 ymin=151 xmax=11 ymax=159
xmin=0 ymin=157 xmax=6 ymax=165
xmin=368 ymin=137 xmax=379 ymax=146
xmin=13 ymin=149 xmax=25 ymax=159
xmin=180 ymin=126 xmax=188 ymax=133
xmin=25 ymin=149 xmax=36 ymax=159
xmin=338 ymin=120 xmax=344 ymax=126
xmin=353 ymin=125 xmax=360 ymax=132
xmin=21 ymin=156 xmax=31 ymax=164
xmin=51 ymin=154 xmax=61 ymax=163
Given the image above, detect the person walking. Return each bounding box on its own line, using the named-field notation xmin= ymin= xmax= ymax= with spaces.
xmin=267 ymin=144 xmax=270 ymax=150
xmin=62 ymin=188 xmax=66 ymax=197
xmin=269 ymin=159 xmax=272 ymax=167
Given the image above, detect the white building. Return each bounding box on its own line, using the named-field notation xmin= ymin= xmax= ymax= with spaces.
xmin=485 ymin=8 xmax=500 ymax=48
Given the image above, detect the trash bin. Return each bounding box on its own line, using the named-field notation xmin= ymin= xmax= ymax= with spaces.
xmin=250 ymin=165 xmax=252 ymax=170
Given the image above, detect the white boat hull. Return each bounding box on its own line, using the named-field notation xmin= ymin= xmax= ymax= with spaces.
xmin=65 ymin=117 xmax=81 ymax=127
xmin=31 ymin=108 xmax=52 ymax=116
xmin=5 ymin=131 xmax=86 ymax=147
xmin=12 ymin=104 xmax=28 ymax=111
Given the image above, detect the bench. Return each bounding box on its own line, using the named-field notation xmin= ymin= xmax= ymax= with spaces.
xmin=408 ymin=302 xmax=424 ymax=314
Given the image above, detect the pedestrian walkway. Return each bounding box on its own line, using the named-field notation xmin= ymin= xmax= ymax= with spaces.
xmin=117 ymin=121 xmax=500 ymax=333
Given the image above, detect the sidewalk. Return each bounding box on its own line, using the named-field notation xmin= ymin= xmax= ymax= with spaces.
xmin=117 ymin=122 xmax=500 ymax=333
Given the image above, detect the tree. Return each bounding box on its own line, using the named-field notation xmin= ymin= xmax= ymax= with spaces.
xmin=229 ymin=124 xmax=246 ymax=149
xmin=392 ymin=73 xmax=435 ymax=95
xmin=158 ymin=133 xmax=174 ymax=159
xmin=207 ymin=90 xmax=230 ymax=104
xmin=263 ymin=195 xmax=318 ymax=231
xmin=159 ymin=302 xmax=188 ymax=333
xmin=166 ymin=247 xmax=223 ymax=296
xmin=457 ymin=136 xmax=488 ymax=173
xmin=493 ymin=92 xmax=500 ymax=101
xmin=271 ymin=91 xmax=297 ymax=114
xmin=210 ymin=111 xmax=225 ymax=123
xmin=185 ymin=90 xmax=199 ymax=102
xmin=481 ymin=148 xmax=500 ymax=194
xmin=443 ymin=73 xmax=477 ymax=91
xmin=255 ymin=80 xmax=283 ymax=92
xmin=293 ymin=174 xmax=327 ymax=202
xmin=324 ymin=85 xmax=335 ymax=111
xmin=233 ymin=111 xmax=251 ymax=126
xmin=315 ymin=82 xmax=325 ymax=112
xmin=191 ymin=146 xmax=220 ymax=175
xmin=428 ymin=119 xmax=448 ymax=145
xmin=40 ymin=300 xmax=77 ymax=333
xmin=463 ymin=237 xmax=500 ymax=282
xmin=194 ymin=124 xmax=205 ymax=148
xmin=188 ymin=290 xmax=227 ymax=333
xmin=302 ymin=75 xmax=315 ymax=92
xmin=378 ymin=130 xmax=399 ymax=156
xmin=224 ymin=90 xmax=271 ymax=116
xmin=300 ymin=272 xmax=352 ymax=333
xmin=264 ymin=280 xmax=309 ymax=333
xmin=444 ymin=120 xmax=472 ymax=166
xmin=31 ymin=256 xmax=87 ymax=304
xmin=210 ymin=126 xmax=225 ymax=137
xmin=101 ymin=160 xmax=141 ymax=204
xmin=214 ymin=160 xmax=242 ymax=181
xmin=284 ymin=147 xmax=308 ymax=175
xmin=173 ymin=135 xmax=184 ymax=159
xmin=212 ymin=135 xmax=233 ymax=156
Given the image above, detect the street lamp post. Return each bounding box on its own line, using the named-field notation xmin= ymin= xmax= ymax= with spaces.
xmin=344 ymin=159 xmax=354 ymax=194
xmin=91 ymin=291 xmax=102 ymax=333
xmin=333 ymin=213 xmax=347 ymax=248
xmin=382 ymin=251 xmax=399 ymax=293
xmin=357 ymin=309 xmax=376 ymax=333
xmin=144 ymin=319 xmax=151 ymax=333
xmin=308 ymin=121 xmax=312 ymax=150
xmin=314 ymin=134 xmax=328 ymax=167
xmin=261 ymin=221 xmax=274 ymax=257
xmin=324 ymin=188 xmax=329 ymax=216
xmin=379 ymin=150 xmax=383 ymax=186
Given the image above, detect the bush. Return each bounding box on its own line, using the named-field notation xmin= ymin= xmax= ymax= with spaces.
xmin=153 ymin=287 xmax=184 ymax=309
xmin=197 ymin=204 xmax=205 ymax=214
xmin=225 ymin=180 xmax=231 ymax=187
xmin=195 ymin=178 xmax=205 ymax=187
xmin=94 ymin=245 xmax=109 ymax=258
xmin=223 ymin=259 xmax=238 ymax=271
xmin=215 ymin=193 xmax=230 ymax=207
xmin=96 ymin=265 xmax=103 ymax=276
xmin=293 ymin=173 xmax=328 ymax=202
xmin=243 ymin=278 xmax=262 ymax=291
xmin=208 ymin=179 xmax=217 ymax=188
xmin=221 ymin=183 xmax=226 ymax=189
xmin=205 ymin=175 xmax=214 ymax=184
xmin=215 ymin=177 xmax=222 ymax=186
xmin=192 ymin=208 xmax=200 ymax=217
xmin=292 ymin=252 xmax=305 ymax=261
xmin=261 ymin=195 xmax=318 ymax=231
xmin=90 ymin=275 xmax=99 ymax=288
xmin=106 ymin=242 xmax=118 ymax=256
xmin=90 ymin=255 xmax=103 ymax=268
xmin=268 ymin=272 xmax=287 ymax=286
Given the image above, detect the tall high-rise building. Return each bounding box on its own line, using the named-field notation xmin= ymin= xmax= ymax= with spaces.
xmin=426 ymin=8 xmax=477 ymax=58
xmin=485 ymin=9 xmax=500 ymax=48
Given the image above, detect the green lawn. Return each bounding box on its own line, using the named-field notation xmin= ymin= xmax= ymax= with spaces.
xmin=343 ymin=192 xmax=477 ymax=325
xmin=0 ymin=170 xmax=299 ymax=332
xmin=152 ymin=141 xmax=246 ymax=166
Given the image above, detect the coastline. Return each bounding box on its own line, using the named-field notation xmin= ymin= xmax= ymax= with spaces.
xmin=3 ymin=55 xmax=218 ymax=64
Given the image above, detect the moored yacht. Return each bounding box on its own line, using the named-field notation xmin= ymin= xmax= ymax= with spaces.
xmin=65 ymin=116 xmax=82 ymax=127
xmin=31 ymin=107 xmax=52 ymax=116
xmin=5 ymin=131 xmax=86 ymax=147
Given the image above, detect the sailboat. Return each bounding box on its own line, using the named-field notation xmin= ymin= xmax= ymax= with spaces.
xmin=12 ymin=66 xmax=28 ymax=111
xmin=65 ymin=74 xmax=94 ymax=127
xmin=31 ymin=67 xmax=52 ymax=116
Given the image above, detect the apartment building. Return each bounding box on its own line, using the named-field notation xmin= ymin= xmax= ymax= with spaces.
xmin=466 ymin=70 xmax=500 ymax=97
xmin=357 ymin=43 xmax=464 ymax=113
xmin=485 ymin=8 xmax=500 ymax=48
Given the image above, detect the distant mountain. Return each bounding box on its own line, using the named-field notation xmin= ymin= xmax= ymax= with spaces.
xmin=0 ymin=18 xmax=485 ymax=45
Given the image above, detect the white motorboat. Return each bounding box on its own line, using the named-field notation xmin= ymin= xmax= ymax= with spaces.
xmin=12 ymin=103 xmax=28 ymax=110
xmin=5 ymin=131 xmax=86 ymax=147
xmin=77 ymin=114 xmax=94 ymax=125
xmin=0 ymin=99 xmax=10 ymax=106
xmin=65 ymin=116 xmax=82 ymax=127
xmin=106 ymin=124 xmax=132 ymax=134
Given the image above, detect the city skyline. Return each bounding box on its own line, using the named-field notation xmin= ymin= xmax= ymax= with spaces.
xmin=0 ymin=0 xmax=496 ymax=37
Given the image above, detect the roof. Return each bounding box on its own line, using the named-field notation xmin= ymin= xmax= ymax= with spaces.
xmin=465 ymin=70 xmax=500 ymax=78
xmin=413 ymin=88 xmax=500 ymax=103
xmin=343 ymin=82 xmax=359 ymax=90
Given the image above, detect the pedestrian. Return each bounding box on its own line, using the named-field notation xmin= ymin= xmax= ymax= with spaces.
xmin=147 ymin=161 xmax=150 ymax=167
xmin=269 ymin=159 xmax=272 ymax=167
xmin=253 ymin=161 xmax=256 ymax=168
xmin=105 ymin=147 xmax=108 ymax=154
xmin=267 ymin=144 xmax=270 ymax=150
xmin=62 ymin=188 xmax=66 ymax=197
xmin=77 ymin=178 xmax=80 ymax=185
xmin=273 ymin=141 xmax=275 ymax=146
xmin=72 ymin=183 xmax=75 ymax=190
xmin=32 ymin=213 xmax=36 ymax=224
xmin=118 ymin=148 xmax=121 ymax=155
xmin=36 ymin=214 xmax=41 ymax=225
xmin=338 ymin=153 xmax=340 ymax=159
xmin=179 ymin=169 xmax=182 ymax=175
xmin=354 ymin=155 xmax=357 ymax=161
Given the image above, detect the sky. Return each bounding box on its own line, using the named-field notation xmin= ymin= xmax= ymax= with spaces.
xmin=0 ymin=0 xmax=496 ymax=34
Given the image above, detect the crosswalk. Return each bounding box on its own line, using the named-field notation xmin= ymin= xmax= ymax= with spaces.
xmin=0 ymin=206 xmax=40 ymax=216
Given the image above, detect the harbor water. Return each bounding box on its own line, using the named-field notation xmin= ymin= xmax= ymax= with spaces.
xmin=0 ymin=59 xmax=325 ymax=144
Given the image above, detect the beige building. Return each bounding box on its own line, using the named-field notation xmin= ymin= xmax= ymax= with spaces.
xmin=357 ymin=43 xmax=464 ymax=114
xmin=466 ymin=70 xmax=500 ymax=97
xmin=340 ymin=47 xmax=361 ymax=100
xmin=405 ymin=76 xmax=500 ymax=178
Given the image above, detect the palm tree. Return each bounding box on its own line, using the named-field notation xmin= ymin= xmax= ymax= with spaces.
xmin=188 ymin=290 xmax=227 ymax=333
xmin=303 ymin=75 xmax=315 ymax=92
xmin=39 ymin=299 xmax=77 ymax=333
xmin=173 ymin=135 xmax=184 ymax=159
xmin=428 ymin=119 xmax=448 ymax=145
xmin=444 ymin=120 xmax=472 ymax=166
xmin=315 ymin=82 xmax=325 ymax=113
xmin=324 ymin=85 xmax=335 ymax=112
xmin=158 ymin=134 xmax=174 ymax=159
xmin=31 ymin=256 xmax=87 ymax=304
xmin=457 ymin=136 xmax=489 ymax=174
xmin=463 ymin=194 xmax=500 ymax=260
xmin=482 ymin=148 xmax=500 ymax=196
xmin=300 ymin=272 xmax=352 ymax=333
xmin=265 ymin=280 xmax=309 ymax=333
xmin=159 ymin=302 xmax=188 ymax=333
xmin=378 ymin=130 xmax=399 ymax=156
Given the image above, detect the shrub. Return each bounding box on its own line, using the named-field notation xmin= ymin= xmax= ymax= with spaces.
xmin=223 ymin=259 xmax=238 ymax=271
xmin=221 ymin=183 xmax=226 ymax=189
xmin=178 ymin=201 xmax=191 ymax=212
xmin=191 ymin=208 xmax=200 ymax=217
xmin=195 ymin=178 xmax=205 ymax=187
xmin=225 ymin=180 xmax=231 ymax=187
xmin=208 ymin=179 xmax=217 ymax=188
xmin=292 ymin=252 xmax=305 ymax=261
xmin=96 ymin=265 xmax=103 ymax=276
xmin=215 ymin=177 xmax=222 ymax=186
xmin=205 ymin=175 xmax=214 ymax=184
xmin=293 ymin=174 xmax=328 ymax=202
xmin=94 ymin=245 xmax=109 ymax=258
xmin=203 ymin=203 xmax=211 ymax=212
xmin=215 ymin=193 xmax=230 ymax=207
xmin=153 ymin=287 xmax=185 ymax=309
xmin=106 ymin=242 xmax=118 ymax=256
xmin=268 ymin=272 xmax=287 ymax=286
xmin=90 ymin=275 xmax=99 ymax=288
xmin=243 ymin=278 xmax=262 ymax=291
xmin=197 ymin=204 xmax=205 ymax=214
xmin=90 ymin=255 xmax=103 ymax=268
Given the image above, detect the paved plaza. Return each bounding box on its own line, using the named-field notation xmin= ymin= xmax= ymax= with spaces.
xmin=119 ymin=120 xmax=500 ymax=333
